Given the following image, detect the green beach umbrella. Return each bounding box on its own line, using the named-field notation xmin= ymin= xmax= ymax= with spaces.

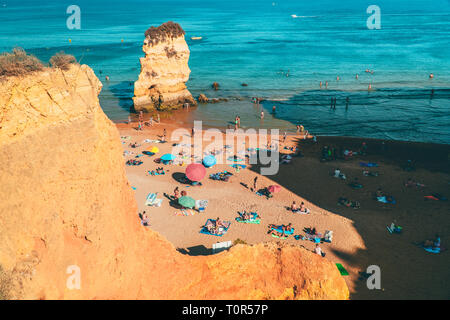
xmin=178 ymin=196 xmax=195 ymax=209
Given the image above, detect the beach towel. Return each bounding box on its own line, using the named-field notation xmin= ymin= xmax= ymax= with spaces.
xmin=271 ymin=234 xmax=288 ymax=240
xmin=230 ymin=164 xmax=247 ymax=169
xmin=271 ymin=226 xmax=294 ymax=235
xmin=359 ymin=162 xmax=378 ymax=167
xmin=336 ymin=263 xmax=349 ymax=276
xmin=174 ymin=209 xmax=197 ymax=216
xmin=236 ymin=212 xmax=260 ymax=224
xmin=293 ymin=208 xmax=310 ymax=215
xmin=377 ymin=196 xmax=396 ymax=204
xmin=200 ymin=219 xmax=231 ymax=237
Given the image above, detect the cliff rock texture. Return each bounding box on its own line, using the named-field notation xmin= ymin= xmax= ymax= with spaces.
xmin=133 ymin=22 xmax=196 ymax=112
xmin=0 ymin=66 xmax=348 ymax=299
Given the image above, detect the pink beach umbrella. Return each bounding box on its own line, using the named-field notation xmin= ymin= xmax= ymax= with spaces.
xmin=185 ymin=163 xmax=206 ymax=182
xmin=268 ymin=185 xmax=281 ymax=193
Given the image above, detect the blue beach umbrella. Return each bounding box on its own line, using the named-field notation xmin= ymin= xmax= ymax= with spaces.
xmin=202 ymin=155 xmax=217 ymax=168
xmin=161 ymin=153 xmax=176 ymax=161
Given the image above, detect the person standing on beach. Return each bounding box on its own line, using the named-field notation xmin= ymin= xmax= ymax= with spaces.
xmin=283 ymin=131 xmax=287 ymax=143
xmin=296 ymin=125 xmax=300 ymax=134
xmin=138 ymin=111 xmax=144 ymax=131
xmin=128 ymin=115 xmax=131 ymax=124
xmin=325 ymin=81 xmax=328 ymax=89
xmin=253 ymin=176 xmax=258 ymax=191
xmin=260 ymin=111 xmax=264 ymax=119
xmin=272 ymin=105 xmax=276 ymax=113
xmin=162 ymin=129 xmax=167 ymax=142
xmin=157 ymin=113 xmax=160 ymax=123
xmin=237 ymin=116 xmax=241 ymax=127
xmin=191 ymin=126 xmax=195 ymax=137
xmin=320 ymin=81 xmax=322 ymax=89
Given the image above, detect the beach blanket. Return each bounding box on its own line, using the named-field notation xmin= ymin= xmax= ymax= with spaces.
xmin=174 ymin=209 xmax=197 ymax=216
xmin=227 ymin=157 xmax=244 ymax=162
xmin=293 ymin=208 xmax=310 ymax=215
xmin=271 ymin=234 xmax=288 ymax=240
xmin=230 ymin=164 xmax=247 ymax=169
xmin=377 ymin=196 xmax=396 ymax=204
xmin=359 ymin=162 xmax=378 ymax=167
xmin=336 ymin=263 xmax=349 ymax=276
xmin=200 ymin=219 xmax=231 ymax=237
xmin=271 ymin=226 xmax=294 ymax=235
xmin=236 ymin=212 xmax=260 ymax=224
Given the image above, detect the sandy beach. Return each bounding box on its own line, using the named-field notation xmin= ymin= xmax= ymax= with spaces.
xmin=117 ymin=116 xmax=450 ymax=300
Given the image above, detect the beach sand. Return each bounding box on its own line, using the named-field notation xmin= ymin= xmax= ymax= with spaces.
xmin=117 ymin=118 xmax=450 ymax=300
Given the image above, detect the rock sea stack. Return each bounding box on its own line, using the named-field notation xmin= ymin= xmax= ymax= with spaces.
xmin=133 ymin=21 xmax=196 ymax=112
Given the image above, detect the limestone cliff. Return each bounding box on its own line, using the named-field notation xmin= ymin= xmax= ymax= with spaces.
xmin=0 ymin=66 xmax=348 ymax=300
xmin=133 ymin=21 xmax=196 ymax=112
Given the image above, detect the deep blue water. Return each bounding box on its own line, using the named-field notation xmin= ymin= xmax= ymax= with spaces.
xmin=1 ymin=0 xmax=449 ymax=143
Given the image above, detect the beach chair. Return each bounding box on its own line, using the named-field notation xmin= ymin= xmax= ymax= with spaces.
xmin=212 ymin=241 xmax=232 ymax=254
xmin=195 ymin=200 xmax=209 ymax=213
xmin=145 ymin=193 xmax=163 ymax=207
xmin=323 ymin=230 xmax=333 ymax=243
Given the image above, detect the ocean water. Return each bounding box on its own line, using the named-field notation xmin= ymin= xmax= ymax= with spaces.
xmin=1 ymin=0 xmax=449 ymax=144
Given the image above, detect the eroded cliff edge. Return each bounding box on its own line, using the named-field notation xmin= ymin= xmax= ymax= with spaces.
xmin=0 ymin=65 xmax=349 ymax=300
xmin=133 ymin=21 xmax=196 ymax=112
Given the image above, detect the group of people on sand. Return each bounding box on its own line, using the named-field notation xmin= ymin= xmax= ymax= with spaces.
xmin=268 ymin=223 xmax=293 ymax=237
xmin=206 ymin=217 xmax=227 ymax=235
xmin=290 ymin=201 xmax=310 ymax=214
xmin=239 ymin=211 xmax=260 ymax=221
xmin=172 ymin=187 xmax=187 ymax=201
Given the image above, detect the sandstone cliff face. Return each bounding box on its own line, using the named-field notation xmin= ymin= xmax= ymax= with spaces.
xmin=133 ymin=22 xmax=196 ymax=112
xmin=0 ymin=66 xmax=348 ymax=299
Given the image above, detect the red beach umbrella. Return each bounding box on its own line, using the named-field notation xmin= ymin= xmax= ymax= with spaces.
xmin=185 ymin=163 xmax=206 ymax=182
xmin=268 ymin=185 xmax=281 ymax=193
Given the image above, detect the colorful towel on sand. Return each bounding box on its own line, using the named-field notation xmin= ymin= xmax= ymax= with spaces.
xmin=377 ymin=196 xmax=396 ymax=204
xmin=236 ymin=212 xmax=260 ymax=224
xmin=336 ymin=263 xmax=349 ymax=276
xmin=230 ymin=164 xmax=247 ymax=169
xmin=359 ymin=162 xmax=378 ymax=167
xmin=174 ymin=209 xmax=197 ymax=216
xmin=271 ymin=226 xmax=294 ymax=235
xmin=200 ymin=219 xmax=231 ymax=236
xmin=271 ymin=234 xmax=288 ymax=240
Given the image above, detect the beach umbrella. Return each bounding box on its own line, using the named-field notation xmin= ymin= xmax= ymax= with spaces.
xmin=202 ymin=155 xmax=217 ymax=168
xmin=161 ymin=153 xmax=176 ymax=161
xmin=185 ymin=163 xmax=206 ymax=182
xmin=178 ymin=196 xmax=195 ymax=208
xmin=147 ymin=146 xmax=159 ymax=153
xmin=268 ymin=185 xmax=281 ymax=193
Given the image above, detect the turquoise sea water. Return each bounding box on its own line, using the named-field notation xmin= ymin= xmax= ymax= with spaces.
xmin=1 ymin=0 xmax=449 ymax=143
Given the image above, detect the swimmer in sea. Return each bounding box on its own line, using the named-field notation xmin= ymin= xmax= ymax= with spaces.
xmin=320 ymin=81 xmax=322 ymax=88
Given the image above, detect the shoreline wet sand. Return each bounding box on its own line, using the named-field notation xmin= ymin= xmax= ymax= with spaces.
xmin=116 ymin=109 xmax=449 ymax=300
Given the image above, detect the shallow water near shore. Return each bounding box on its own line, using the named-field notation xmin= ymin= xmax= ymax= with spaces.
xmin=1 ymin=0 xmax=449 ymax=144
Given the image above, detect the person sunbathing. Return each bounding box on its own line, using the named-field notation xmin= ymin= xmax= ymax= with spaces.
xmin=423 ymin=235 xmax=440 ymax=249
xmin=404 ymin=178 xmax=425 ymax=188
xmin=240 ymin=211 xmax=250 ymax=221
xmin=363 ymin=170 xmax=378 ymax=177
xmin=349 ymin=178 xmax=363 ymax=189
xmin=376 ymin=188 xmax=384 ymax=198
xmin=216 ymin=217 xmax=225 ymax=228
xmin=298 ymin=202 xmax=309 ymax=213
xmin=284 ymin=223 xmax=293 ymax=233
xmin=291 ymin=201 xmax=299 ymax=212
xmin=173 ymin=187 xmax=180 ymax=200
xmin=141 ymin=212 xmax=150 ymax=227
